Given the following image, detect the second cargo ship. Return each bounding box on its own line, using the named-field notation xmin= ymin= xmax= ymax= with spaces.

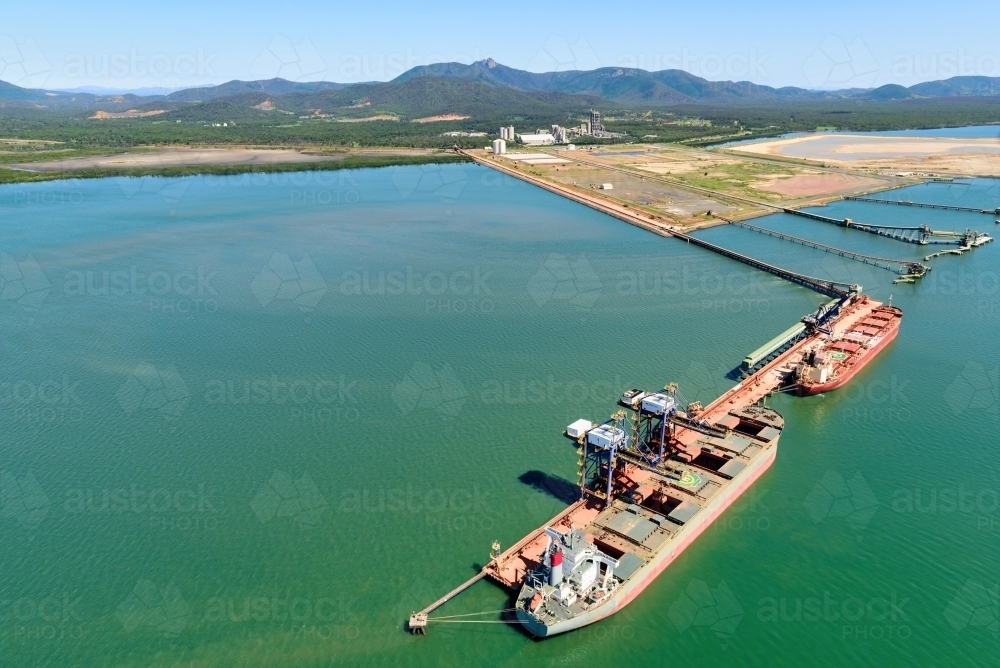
xmin=793 ymin=297 xmax=903 ymax=395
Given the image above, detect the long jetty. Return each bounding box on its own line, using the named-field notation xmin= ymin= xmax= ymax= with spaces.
xmin=845 ymin=196 xmax=1000 ymax=215
xmin=725 ymin=219 xmax=929 ymax=276
xmin=781 ymin=207 xmax=983 ymax=245
xmin=669 ymin=229 xmax=854 ymax=298
xmin=458 ymin=150 xmax=854 ymax=300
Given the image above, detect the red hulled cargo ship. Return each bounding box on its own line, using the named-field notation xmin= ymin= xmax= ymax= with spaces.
xmin=794 ymin=297 xmax=902 ymax=396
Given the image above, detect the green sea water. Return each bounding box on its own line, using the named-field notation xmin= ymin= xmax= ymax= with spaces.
xmin=1 ymin=165 xmax=997 ymax=667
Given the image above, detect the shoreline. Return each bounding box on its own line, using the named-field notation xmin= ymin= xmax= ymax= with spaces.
xmin=0 ymin=152 xmax=469 ymax=185
xmin=3 ymin=142 xmax=959 ymax=232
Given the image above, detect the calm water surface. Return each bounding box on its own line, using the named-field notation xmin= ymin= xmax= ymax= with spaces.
xmin=1 ymin=165 xmax=997 ymax=666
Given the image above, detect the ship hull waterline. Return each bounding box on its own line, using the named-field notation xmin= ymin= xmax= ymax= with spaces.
xmin=517 ymin=442 xmax=778 ymax=637
xmin=796 ymin=320 xmax=900 ymax=396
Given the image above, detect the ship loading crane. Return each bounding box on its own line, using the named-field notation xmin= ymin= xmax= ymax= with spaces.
xmin=569 ymin=382 xmax=744 ymax=510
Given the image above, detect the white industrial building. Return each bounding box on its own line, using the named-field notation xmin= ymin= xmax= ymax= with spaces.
xmin=492 ymin=138 xmax=507 ymax=154
xmin=517 ymin=133 xmax=555 ymax=146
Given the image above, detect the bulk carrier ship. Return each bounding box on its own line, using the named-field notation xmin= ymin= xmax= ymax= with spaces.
xmin=514 ymin=396 xmax=782 ymax=636
xmin=409 ymin=291 xmax=901 ymax=638
xmin=793 ymin=297 xmax=903 ymax=395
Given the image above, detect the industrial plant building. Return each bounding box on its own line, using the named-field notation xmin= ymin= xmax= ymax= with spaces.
xmin=498 ymin=111 xmax=625 ymax=146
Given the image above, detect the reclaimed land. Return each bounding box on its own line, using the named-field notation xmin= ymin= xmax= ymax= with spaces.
xmin=479 ymin=143 xmax=917 ymax=231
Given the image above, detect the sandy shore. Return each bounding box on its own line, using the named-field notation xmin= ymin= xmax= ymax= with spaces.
xmin=734 ymin=133 xmax=1000 ymax=176
xmin=12 ymin=148 xmax=343 ymax=172
xmin=411 ymin=114 xmax=470 ymax=123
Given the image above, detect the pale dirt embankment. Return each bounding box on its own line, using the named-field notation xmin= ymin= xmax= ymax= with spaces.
xmin=411 ymin=114 xmax=470 ymax=123
xmin=734 ymin=133 xmax=1000 ymax=176
xmin=90 ymin=110 xmax=169 ymax=120
xmin=9 ymin=147 xmax=444 ymax=172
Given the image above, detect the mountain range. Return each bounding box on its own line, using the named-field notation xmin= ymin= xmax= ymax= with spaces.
xmin=2 ymin=59 xmax=999 ymax=116
xmin=395 ymin=59 xmax=1000 ymax=103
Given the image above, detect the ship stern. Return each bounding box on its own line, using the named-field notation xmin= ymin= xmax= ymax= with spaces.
xmin=515 ymin=608 xmax=552 ymax=637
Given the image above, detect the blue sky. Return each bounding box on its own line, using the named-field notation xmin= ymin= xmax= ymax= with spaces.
xmin=2 ymin=1 xmax=999 ymax=91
